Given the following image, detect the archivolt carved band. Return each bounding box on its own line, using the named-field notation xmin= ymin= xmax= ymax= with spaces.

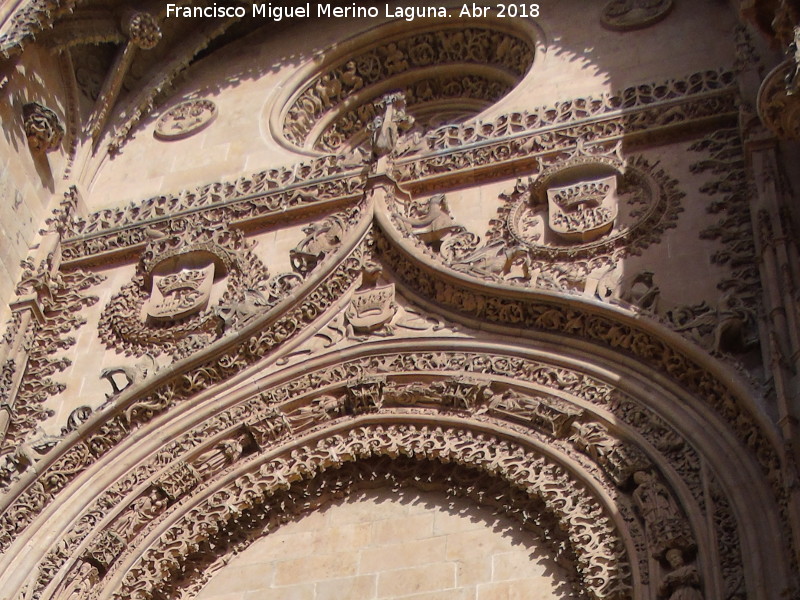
xmin=108 ymin=424 xmax=632 ymax=600
xmin=147 ymin=459 xmax=578 ymax=599
xmin=373 ymin=226 xmax=783 ymax=501
xmin=19 ymin=350 xmax=721 ymax=600
xmin=0 ymin=226 xmax=371 ymax=554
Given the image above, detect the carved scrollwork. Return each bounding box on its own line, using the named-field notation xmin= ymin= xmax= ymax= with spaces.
xmin=280 ymin=25 xmax=535 ymax=152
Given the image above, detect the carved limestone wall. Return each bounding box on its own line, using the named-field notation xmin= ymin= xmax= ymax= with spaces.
xmin=0 ymin=3 xmax=797 ymax=600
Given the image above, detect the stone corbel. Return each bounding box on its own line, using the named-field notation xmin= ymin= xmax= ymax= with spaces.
xmin=22 ymin=102 xmax=64 ymax=154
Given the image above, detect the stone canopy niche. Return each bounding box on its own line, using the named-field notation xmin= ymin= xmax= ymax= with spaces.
xmin=275 ymin=21 xmax=537 ymax=154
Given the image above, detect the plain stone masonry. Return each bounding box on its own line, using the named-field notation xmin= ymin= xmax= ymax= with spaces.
xmin=194 ymin=488 xmax=568 ymax=600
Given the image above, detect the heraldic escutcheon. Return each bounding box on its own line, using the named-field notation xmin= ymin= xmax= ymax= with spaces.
xmin=98 ymin=223 xmax=271 ymax=357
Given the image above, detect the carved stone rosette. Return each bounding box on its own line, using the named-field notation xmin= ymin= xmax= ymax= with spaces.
xmin=121 ymin=11 xmax=161 ymax=50
xmin=154 ymin=99 xmax=218 ymax=141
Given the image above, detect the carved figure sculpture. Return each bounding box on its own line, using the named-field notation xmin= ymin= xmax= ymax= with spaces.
xmin=214 ymin=288 xmax=270 ymax=332
xmin=658 ymin=549 xmax=704 ymax=600
xmin=50 ymin=561 xmax=100 ymax=600
xmin=489 ymin=389 xmax=581 ymax=438
xmin=570 ymin=422 xmax=651 ymax=486
xmin=22 ymin=102 xmax=64 ymax=152
xmin=368 ymin=92 xmax=415 ymax=160
xmin=398 ymin=194 xmax=464 ymax=246
xmin=597 ymin=266 xmax=660 ymax=313
xmin=290 ymin=216 xmax=345 ymax=274
xmin=452 ymin=240 xmax=530 ymax=281
xmin=633 ymin=470 xmax=693 ymax=557
xmin=786 ymin=26 xmax=800 ymax=95
xmin=193 ymin=433 xmax=250 ymax=480
xmin=111 ymin=488 xmax=168 ymax=541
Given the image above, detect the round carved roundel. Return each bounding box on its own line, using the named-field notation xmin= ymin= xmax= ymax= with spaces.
xmin=275 ymin=21 xmax=537 ymax=153
xmin=155 ymin=99 xmax=218 ymax=140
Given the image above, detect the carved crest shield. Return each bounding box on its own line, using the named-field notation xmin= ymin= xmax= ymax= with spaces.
xmin=345 ymin=283 xmax=396 ymax=333
xmin=547 ymin=175 xmax=618 ymax=242
xmin=144 ymin=263 xmax=215 ymax=322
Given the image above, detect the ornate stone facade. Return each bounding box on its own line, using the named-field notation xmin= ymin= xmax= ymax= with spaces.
xmin=0 ymin=2 xmax=798 ymax=600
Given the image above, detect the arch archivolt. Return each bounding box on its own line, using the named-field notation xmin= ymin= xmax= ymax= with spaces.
xmin=11 ymin=339 xmax=768 ymax=600
xmin=0 ymin=185 xmax=789 ymax=599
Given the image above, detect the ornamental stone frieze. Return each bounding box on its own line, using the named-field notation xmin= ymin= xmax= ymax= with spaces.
xmin=52 ymin=69 xmax=737 ymax=269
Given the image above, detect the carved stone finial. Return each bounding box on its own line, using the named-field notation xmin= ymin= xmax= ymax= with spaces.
xmin=22 ymin=102 xmax=63 ymax=153
xmin=122 ymin=11 xmax=162 ymax=50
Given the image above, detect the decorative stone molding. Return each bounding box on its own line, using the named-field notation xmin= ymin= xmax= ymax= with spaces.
xmin=154 ymin=99 xmax=217 ymax=141
xmin=22 ymin=102 xmax=64 ymax=153
xmin=398 ymin=70 xmax=736 ymax=158
xmin=0 ymin=1 xmax=78 ymax=57
xmin=600 ymin=0 xmax=674 ymax=31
